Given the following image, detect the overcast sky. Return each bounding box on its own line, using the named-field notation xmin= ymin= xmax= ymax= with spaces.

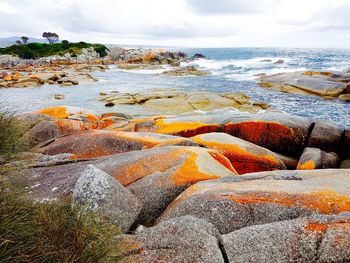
xmin=1 ymin=0 xmax=350 ymax=48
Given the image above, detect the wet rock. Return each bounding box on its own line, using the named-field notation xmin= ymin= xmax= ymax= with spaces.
xmin=297 ymin=147 xmax=339 ymax=170
xmin=338 ymin=94 xmax=350 ymax=102
xmin=191 ymin=133 xmax=286 ymax=174
xmin=221 ymin=214 xmax=350 ymax=263
xmin=274 ymin=59 xmax=284 ymax=64
xmin=73 ymin=165 xmax=142 ymax=232
xmin=54 ymin=94 xmax=65 ymax=100
xmin=307 ymin=120 xmax=342 ymax=152
xmin=163 ymin=66 xmax=208 ymax=77
xmin=260 ymin=71 xmax=348 ymax=97
xmin=116 ymin=216 xmax=223 ymax=263
xmin=159 ymin=169 xmax=350 ymax=234
xmin=35 ymin=130 xmax=197 ymax=159
xmin=190 ymin=53 xmax=207 ymax=60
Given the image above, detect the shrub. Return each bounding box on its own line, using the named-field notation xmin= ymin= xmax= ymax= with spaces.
xmin=93 ymin=45 xmax=108 ymax=57
xmin=0 ymin=190 xmax=122 ymax=263
xmin=0 ymin=108 xmax=28 ymax=162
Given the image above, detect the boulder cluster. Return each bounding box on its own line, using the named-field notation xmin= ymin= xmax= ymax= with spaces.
xmin=13 ymin=105 xmax=350 ymax=262
xmin=260 ymin=70 xmax=350 ymax=101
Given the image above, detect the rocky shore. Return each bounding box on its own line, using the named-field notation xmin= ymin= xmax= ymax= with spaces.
xmin=260 ymin=70 xmax=350 ymax=102
xmin=4 ymin=103 xmax=348 ymax=262
xmin=0 ymin=47 xmax=207 ymax=89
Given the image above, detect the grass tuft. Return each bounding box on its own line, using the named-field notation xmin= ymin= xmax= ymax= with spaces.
xmin=0 ymin=189 xmax=122 ymax=263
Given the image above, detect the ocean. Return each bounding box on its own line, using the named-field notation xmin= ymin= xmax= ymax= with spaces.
xmin=1 ymin=47 xmax=350 ymax=127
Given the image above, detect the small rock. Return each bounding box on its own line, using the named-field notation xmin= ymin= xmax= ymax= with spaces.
xmin=54 ymin=94 xmax=65 ymax=100
xmin=338 ymin=94 xmax=350 ymax=102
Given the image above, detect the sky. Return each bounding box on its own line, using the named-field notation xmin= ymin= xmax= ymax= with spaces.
xmin=1 ymin=0 xmax=350 ymax=48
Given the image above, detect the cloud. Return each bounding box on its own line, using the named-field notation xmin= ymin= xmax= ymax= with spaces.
xmin=185 ymin=0 xmax=274 ymax=14
xmin=0 ymin=0 xmax=350 ymax=47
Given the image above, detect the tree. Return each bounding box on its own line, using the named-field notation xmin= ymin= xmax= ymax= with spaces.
xmin=42 ymin=32 xmax=59 ymax=44
xmin=61 ymin=40 xmax=69 ymax=49
xmin=21 ymin=36 xmax=29 ymax=44
xmin=15 ymin=40 xmax=22 ymax=45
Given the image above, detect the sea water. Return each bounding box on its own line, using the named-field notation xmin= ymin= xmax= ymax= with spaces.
xmin=1 ymin=48 xmax=349 ymax=127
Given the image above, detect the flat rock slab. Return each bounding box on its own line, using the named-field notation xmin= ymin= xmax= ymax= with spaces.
xmin=260 ymin=71 xmax=347 ymax=97
xmin=159 ymin=169 xmax=350 ymax=234
xmin=222 ymin=214 xmax=350 ymax=263
xmin=191 ymin=132 xmax=286 ymax=174
xmin=35 ymin=130 xmax=198 ymax=159
xmin=99 ymin=90 xmax=266 ymax=114
xmin=116 ymin=216 xmax=224 ymax=263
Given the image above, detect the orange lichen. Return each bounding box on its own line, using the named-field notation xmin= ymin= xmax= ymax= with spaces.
xmin=35 ymin=106 xmax=69 ymax=119
xmin=208 ymin=150 xmax=237 ymax=174
xmin=225 ymin=190 xmax=350 ymax=214
xmin=4 ymin=75 xmax=12 ymax=81
xmin=224 ymin=121 xmax=304 ymax=155
xmin=142 ymin=52 xmax=156 ymax=62
xmin=154 ymin=119 xmax=222 ymax=137
xmin=297 ymin=160 xmax=316 ymax=170
xmin=171 ymin=152 xmax=221 ymax=186
xmin=192 ymin=136 xmax=283 ymax=174
xmin=305 ymin=220 xmax=350 ymax=233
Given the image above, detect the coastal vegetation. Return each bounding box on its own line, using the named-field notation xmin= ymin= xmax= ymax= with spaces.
xmin=0 ymin=107 xmax=123 ymax=263
xmin=0 ymin=41 xmax=108 ymax=59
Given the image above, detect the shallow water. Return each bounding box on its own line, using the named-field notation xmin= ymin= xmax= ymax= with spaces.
xmin=1 ymin=48 xmax=349 ymax=127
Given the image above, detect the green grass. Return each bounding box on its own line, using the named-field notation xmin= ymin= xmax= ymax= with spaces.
xmin=0 ymin=108 xmax=28 ymax=163
xmin=0 ymin=190 xmax=122 ymax=263
xmin=0 ymin=42 xmax=109 ymax=59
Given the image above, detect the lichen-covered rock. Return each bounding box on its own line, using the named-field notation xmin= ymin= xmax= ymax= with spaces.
xmin=73 ymin=165 xmax=142 ymax=232
xmin=307 ymin=120 xmax=342 ymax=152
xmin=35 ymin=130 xmax=198 ymax=159
xmin=159 ymin=169 xmax=350 ymax=234
xmin=191 ymin=133 xmax=286 ymax=174
xmin=116 ymin=216 xmax=224 ymax=263
xmin=33 ymin=105 xmax=98 ymax=120
xmin=225 ymin=112 xmax=312 ymax=156
xmin=221 ymin=214 xmax=350 ymax=263
xmin=25 ymin=146 xmax=236 ymax=223
xmin=297 ymin=147 xmax=339 ymax=170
